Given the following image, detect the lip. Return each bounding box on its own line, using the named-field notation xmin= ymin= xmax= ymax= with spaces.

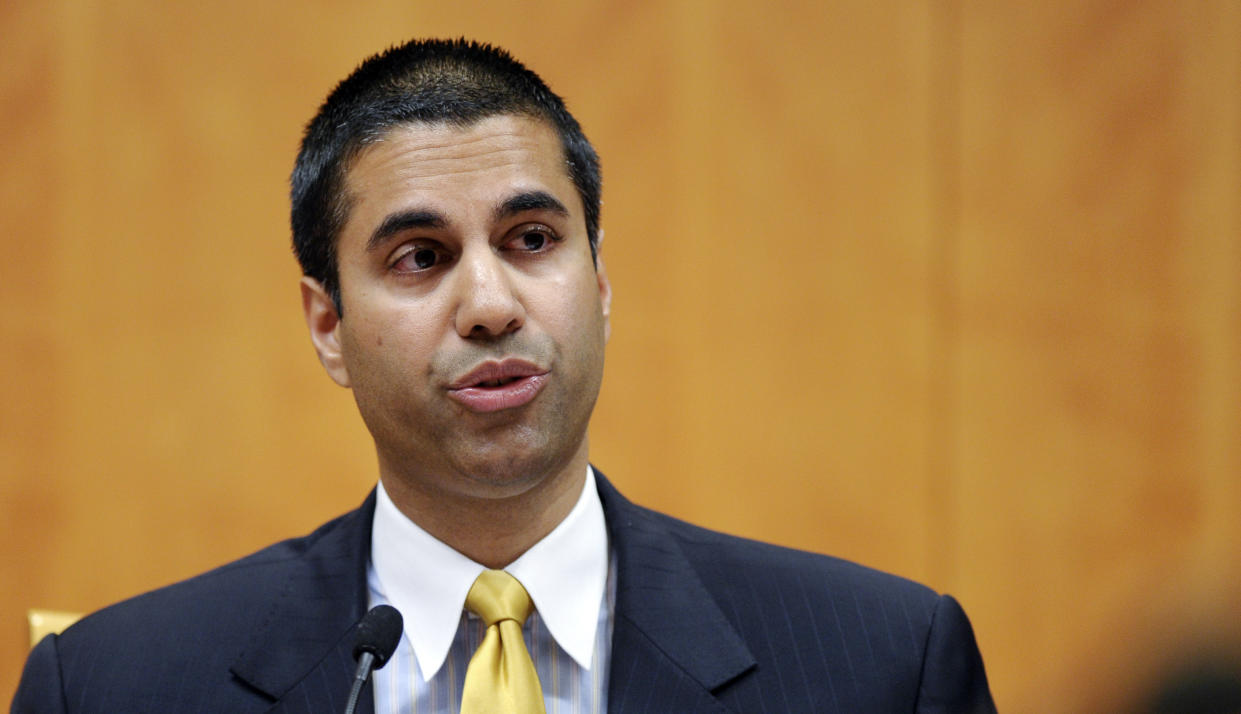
xmin=447 ymin=359 xmax=549 ymax=413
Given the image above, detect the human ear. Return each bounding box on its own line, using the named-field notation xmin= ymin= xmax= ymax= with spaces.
xmin=594 ymin=250 xmax=612 ymax=342
xmin=300 ymin=277 xmax=351 ymax=388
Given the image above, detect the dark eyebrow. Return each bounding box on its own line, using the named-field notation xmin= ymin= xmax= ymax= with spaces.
xmin=366 ymin=209 xmax=446 ymax=252
xmin=493 ymin=191 xmax=569 ymax=223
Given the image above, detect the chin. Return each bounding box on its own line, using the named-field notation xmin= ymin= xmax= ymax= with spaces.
xmin=463 ymin=454 xmax=556 ymax=488
xmin=454 ymin=437 xmax=583 ymax=494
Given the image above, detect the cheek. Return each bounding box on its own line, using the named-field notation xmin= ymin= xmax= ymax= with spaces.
xmin=342 ymin=303 xmax=444 ymax=377
xmin=531 ymin=273 xmax=604 ymax=334
xmin=390 ymin=311 xmax=442 ymax=351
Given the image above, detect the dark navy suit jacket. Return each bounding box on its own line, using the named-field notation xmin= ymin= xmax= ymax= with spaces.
xmin=13 ymin=472 xmax=995 ymax=713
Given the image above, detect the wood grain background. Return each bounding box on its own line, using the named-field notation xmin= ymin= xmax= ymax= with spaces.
xmin=3 ymin=2 xmax=1238 ymax=710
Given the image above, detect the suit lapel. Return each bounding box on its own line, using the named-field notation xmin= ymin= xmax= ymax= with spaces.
xmin=229 ymin=493 xmax=378 ymax=714
xmin=596 ymin=473 xmax=756 ymax=714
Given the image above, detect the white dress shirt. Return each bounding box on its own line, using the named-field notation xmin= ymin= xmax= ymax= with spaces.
xmin=368 ymin=468 xmax=613 ymax=714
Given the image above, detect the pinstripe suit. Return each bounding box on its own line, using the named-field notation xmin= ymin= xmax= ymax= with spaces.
xmin=12 ymin=471 xmax=995 ymax=713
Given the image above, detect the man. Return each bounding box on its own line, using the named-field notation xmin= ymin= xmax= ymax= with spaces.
xmin=13 ymin=39 xmax=995 ymax=713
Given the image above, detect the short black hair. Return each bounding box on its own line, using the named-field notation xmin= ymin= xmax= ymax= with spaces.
xmin=290 ymin=38 xmax=602 ymax=313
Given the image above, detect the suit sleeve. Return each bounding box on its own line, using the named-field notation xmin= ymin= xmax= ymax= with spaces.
xmin=11 ymin=635 xmax=69 ymax=714
xmin=915 ymin=594 xmax=997 ymax=714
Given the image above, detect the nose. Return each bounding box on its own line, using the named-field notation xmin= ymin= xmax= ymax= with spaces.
xmin=452 ymin=245 xmax=525 ymax=339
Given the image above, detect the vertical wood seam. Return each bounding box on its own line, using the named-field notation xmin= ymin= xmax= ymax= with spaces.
xmin=926 ymin=0 xmax=962 ymax=592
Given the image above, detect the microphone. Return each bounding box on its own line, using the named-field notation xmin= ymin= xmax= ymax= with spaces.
xmin=342 ymin=604 xmax=403 ymax=714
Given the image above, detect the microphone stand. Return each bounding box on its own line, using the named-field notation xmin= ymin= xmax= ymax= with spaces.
xmin=342 ymin=651 xmax=378 ymax=714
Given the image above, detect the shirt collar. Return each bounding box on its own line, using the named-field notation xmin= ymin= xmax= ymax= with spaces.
xmin=370 ymin=467 xmax=609 ymax=679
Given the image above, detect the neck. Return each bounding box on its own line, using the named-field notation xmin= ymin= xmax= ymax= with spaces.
xmin=378 ymin=451 xmax=589 ymax=569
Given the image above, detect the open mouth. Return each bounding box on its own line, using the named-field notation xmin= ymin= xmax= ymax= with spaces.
xmin=477 ymin=376 xmax=523 ymax=388
xmin=448 ymin=359 xmax=549 ymax=412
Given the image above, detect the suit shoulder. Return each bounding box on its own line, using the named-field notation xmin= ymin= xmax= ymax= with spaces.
xmin=54 ymin=501 xmax=367 ymax=660
xmin=596 ymin=472 xmax=939 ymax=610
xmin=20 ymin=499 xmax=373 ymax=711
xmin=643 ymin=505 xmax=941 ymax=609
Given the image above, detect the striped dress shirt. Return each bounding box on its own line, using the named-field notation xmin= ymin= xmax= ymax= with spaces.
xmin=368 ymin=471 xmax=614 ymax=714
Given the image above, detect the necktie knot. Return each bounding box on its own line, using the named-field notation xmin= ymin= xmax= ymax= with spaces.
xmin=461 ymin=569 xmax=545 ymax=713
xmin=466 ymin=569 xmax=534 ymax=628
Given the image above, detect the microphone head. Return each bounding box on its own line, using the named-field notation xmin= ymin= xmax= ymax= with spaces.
xmin=351 ymin=605 xmax=403 ymax=669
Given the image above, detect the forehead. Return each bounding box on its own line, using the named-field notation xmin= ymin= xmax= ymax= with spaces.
xmin=339 ymin=115 xmax=578 ymax=230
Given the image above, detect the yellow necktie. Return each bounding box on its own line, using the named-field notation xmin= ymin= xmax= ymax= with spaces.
xmin=460 ymin=570 xmax=546 ymax=714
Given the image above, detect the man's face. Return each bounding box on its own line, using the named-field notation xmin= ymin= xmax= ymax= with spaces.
xmin=302 ymin=115 xmax=610 ymax=500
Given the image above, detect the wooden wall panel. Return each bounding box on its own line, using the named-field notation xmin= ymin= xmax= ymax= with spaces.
xmin=1 ymin=0 xmax=63 ymax=697
xmin=953 ymin=2 xmax=1241 ymax=710
xmin=604 ymin=2 xmax=941 ymax=584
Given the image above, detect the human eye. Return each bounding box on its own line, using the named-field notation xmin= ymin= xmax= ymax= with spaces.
xmin=502 ymin=224 xmax=560 ymax=254
xmin=390 ymin=243 xmax=452 ymax=274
